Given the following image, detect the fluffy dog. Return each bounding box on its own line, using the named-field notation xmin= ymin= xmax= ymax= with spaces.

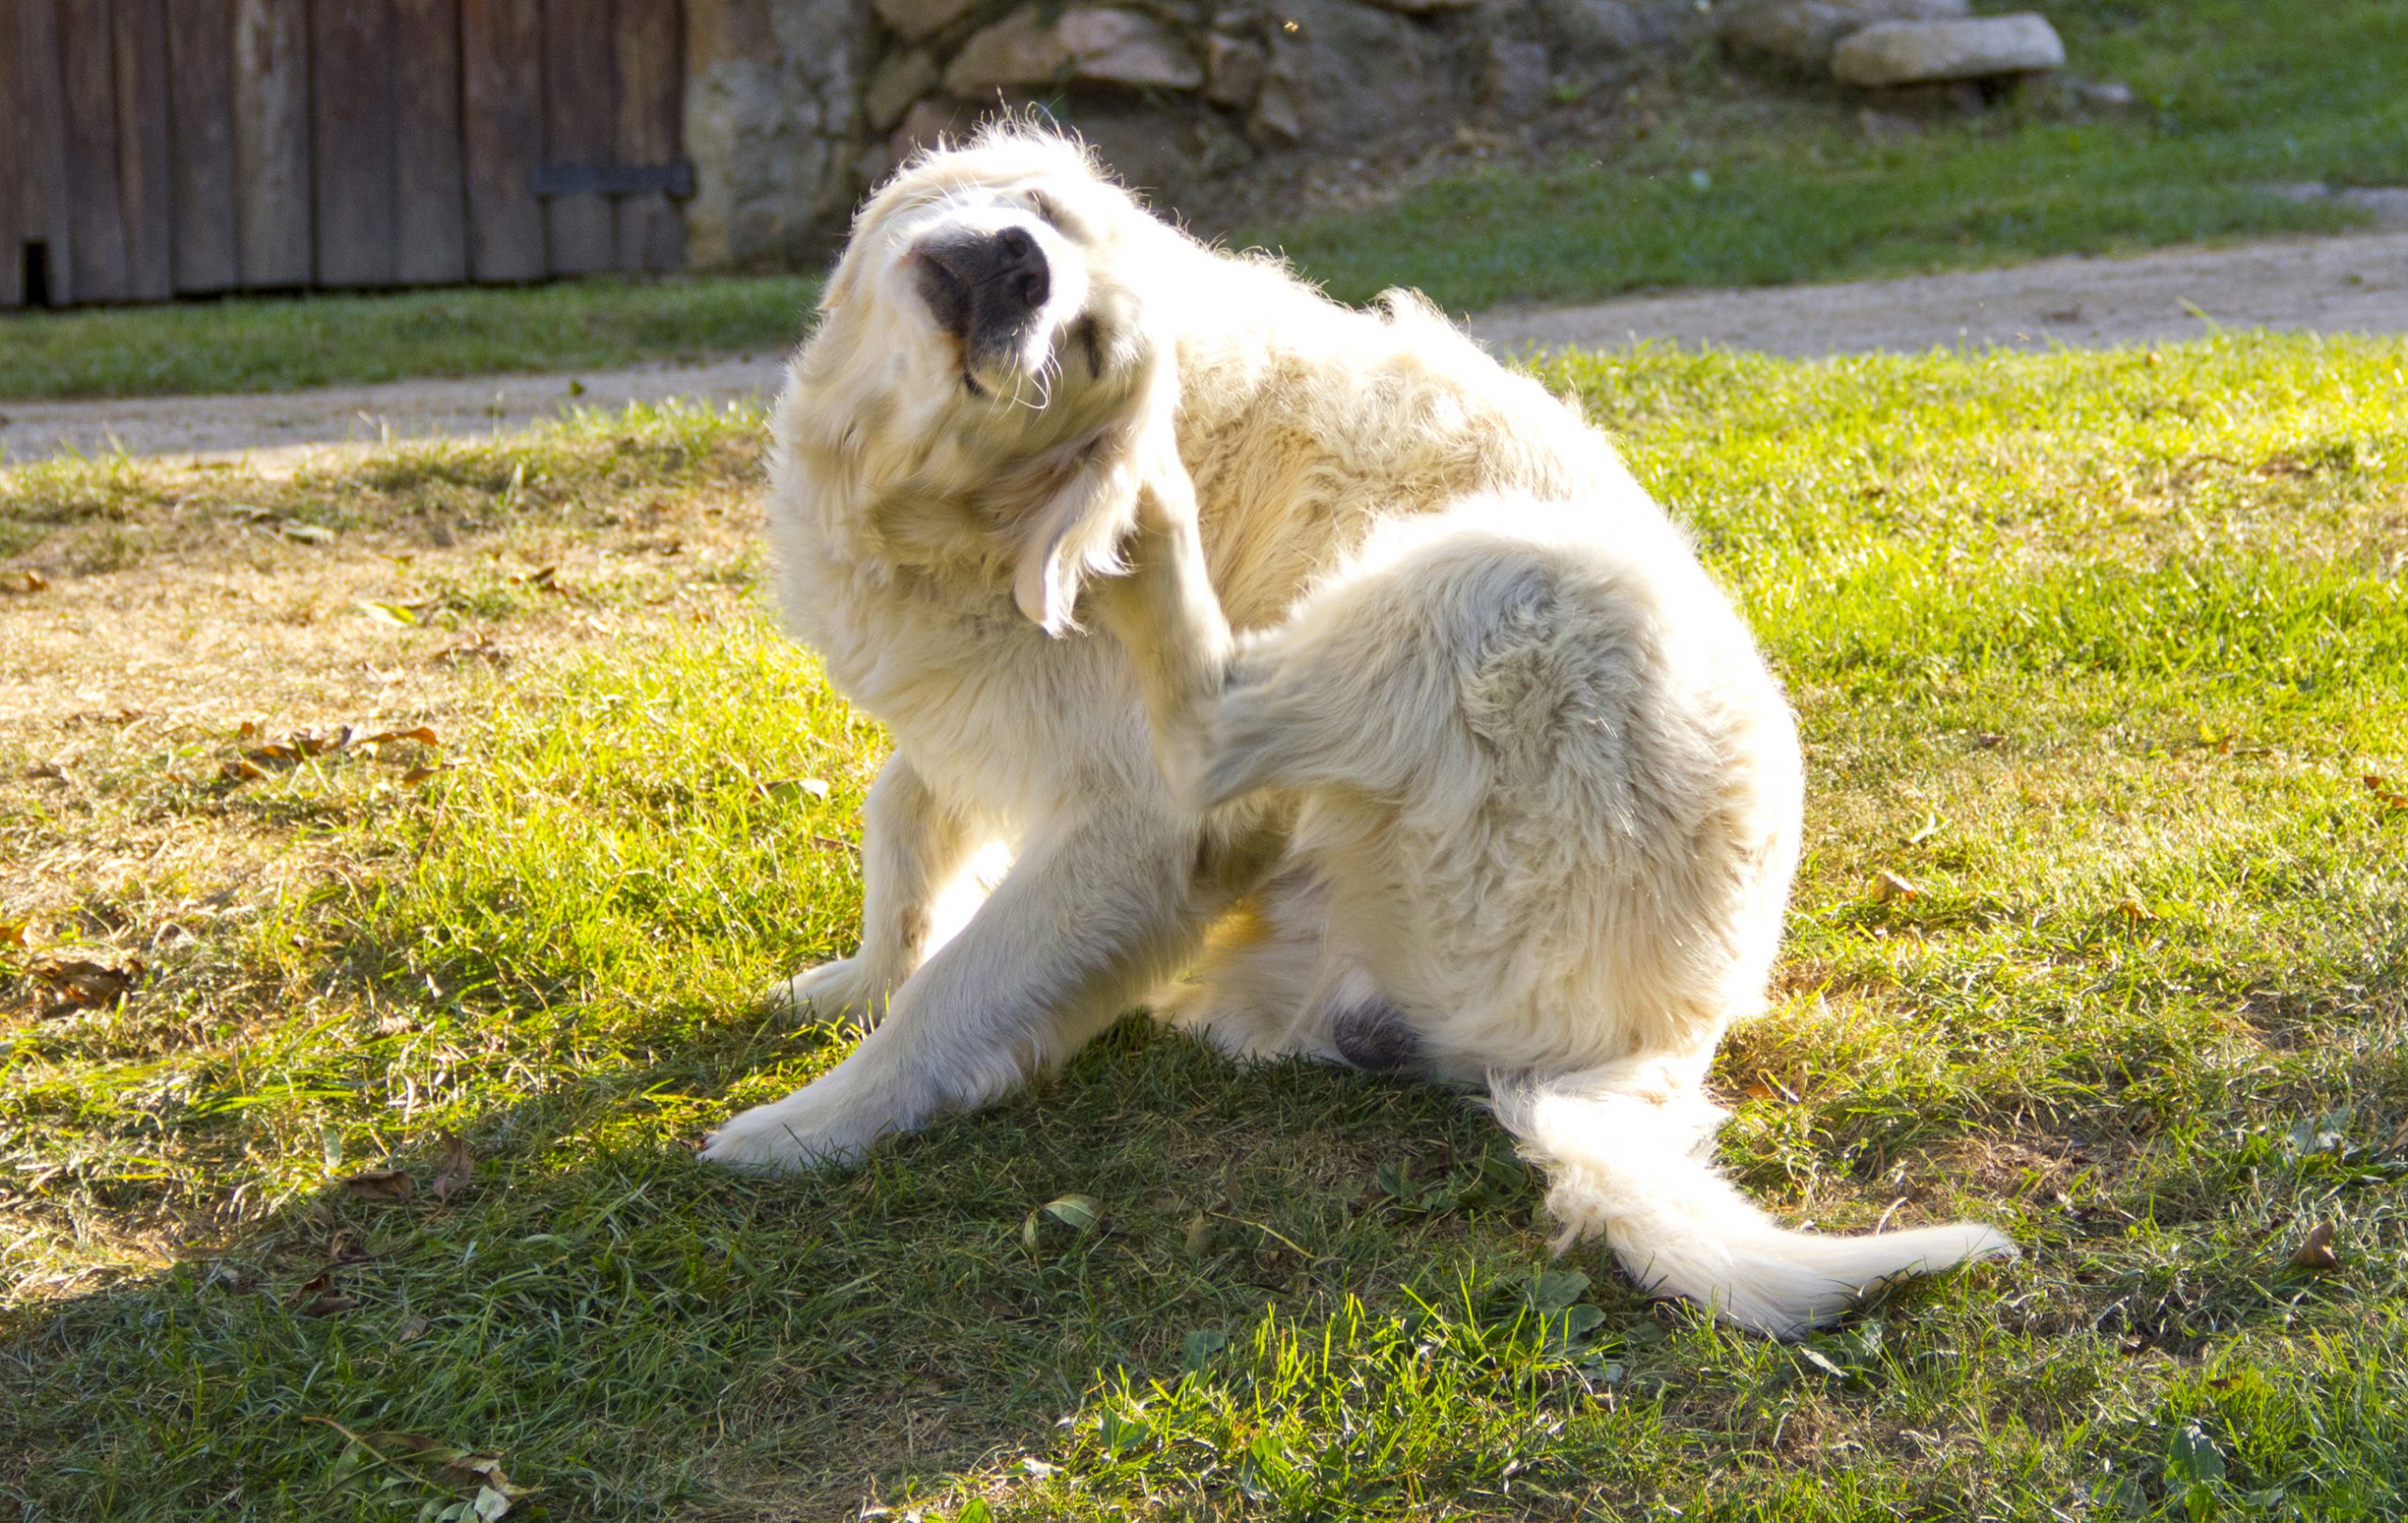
xmin=700 ymin=124 xmax=2014 ymax=1337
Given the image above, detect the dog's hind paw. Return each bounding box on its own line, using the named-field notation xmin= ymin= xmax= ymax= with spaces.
xmin=763 ymin=956 xmax=891 ymax=1027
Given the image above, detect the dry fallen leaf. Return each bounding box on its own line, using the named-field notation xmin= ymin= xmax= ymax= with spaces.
xmin=394 ymin=1313 xmax=430 ymax=1344
xmin=356 ymin=599 xmax=424 ymax=627
xmin=32 ymin=957 xmax=142 ymax=1009
xmin=221 ymin=757 xmax=266 ymax=783
xmin=2115 ymin=898 xmax=2158 ymax=923
xmin=1873 ymin=869 xmax=1921 ymax=902
xmin=366 ymin=725 xmax=442 ymax=748
xmin=759 ymin=777 xmax=832 ymax=803
xmin=291 ymin=1271 xmax=359 ymax=1317
xmin=304 ymin=1420 xmax=536 ymax=1517
xmin=4 ymin=569 xmax=51 ymax=595
xmin=431 ymin=1131 xmax=474 ymax=1204
xmin=2292 ymin=1221 xmax=2338 ymax=1271
xmin=341 ymin=1167 xmax=417 ymax=1204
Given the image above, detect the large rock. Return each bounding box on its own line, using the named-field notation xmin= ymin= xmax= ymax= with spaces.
xmin=1719 ymin=0 xmax=1967 ymax=70
xmin=1241 ymin=0 xmax=1473 ymax=147
xmin=891 ymin=95 xmax=971 ymax=163
xmin=1831 ymin=13 xmax=2065 ymax=85
xmin=1203 ymin=31 xmax=1266 ymax=106
xmin=865 ymin=48 xmax=940 ymax=130
xmin=683 ymin=0 xmax=864 ymax=268
xmin=944 ymin=6 xmax=1205 ymax=92
xmin=1539 ymin=0 xmax=1648 ymax=58
xmin=1481 ymin=36 xmax=1552 ymax=107
xmin=1250 ymin=36 xmax=1307 ymax=141
xmin=875 ymin=0 xmax=983 ymax=43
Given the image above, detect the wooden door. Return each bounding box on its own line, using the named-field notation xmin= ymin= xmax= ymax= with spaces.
xmin=1 ymin=0 xmax=691 ymax=308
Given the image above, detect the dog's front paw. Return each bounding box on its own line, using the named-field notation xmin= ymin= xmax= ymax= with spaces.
xmin=698 ymin=1076 xmax=895 ymax=1174
xmin=762 ymin=956 xmax=893 ymax=1027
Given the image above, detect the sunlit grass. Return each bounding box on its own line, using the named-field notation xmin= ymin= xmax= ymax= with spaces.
xmin=4 ymin=334 xmax=2405 ymax=1520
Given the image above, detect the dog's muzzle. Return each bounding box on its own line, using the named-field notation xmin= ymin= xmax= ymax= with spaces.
xmin=914 ymin=227 xmax=1052 ymax=370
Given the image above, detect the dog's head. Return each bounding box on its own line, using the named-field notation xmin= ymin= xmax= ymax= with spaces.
xmin=795 ymin=124 xmax=1190 ymax=633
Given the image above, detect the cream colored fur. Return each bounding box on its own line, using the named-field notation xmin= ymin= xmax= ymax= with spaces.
xmin=699 ymin=124 xmax=2014 ymax=1338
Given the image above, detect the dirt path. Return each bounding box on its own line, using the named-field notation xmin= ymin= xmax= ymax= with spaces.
xmin=1473 ymin=228 xmax=2408 ymax=357
xmin=0 ymin=352 xmax=788 ymax=471
xmin=5 ymin=229 xmax=2404 ymax=467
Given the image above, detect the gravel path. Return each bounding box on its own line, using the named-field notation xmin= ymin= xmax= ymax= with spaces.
xmin=1473 ymin=228 xmax=2408 ymax=357
xmin=6 ymin=229 xmax=2404 ymax=468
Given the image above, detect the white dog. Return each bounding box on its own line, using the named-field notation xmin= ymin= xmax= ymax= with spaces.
xmin=700 ymin=125 xmax=2013 ymax=1337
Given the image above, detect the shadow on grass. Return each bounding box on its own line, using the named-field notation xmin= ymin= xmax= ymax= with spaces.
xmin=0 ymin=992 xmax=1570 ymax=1521
xmin=13 ymin=918 xmax=2405 ymax=1521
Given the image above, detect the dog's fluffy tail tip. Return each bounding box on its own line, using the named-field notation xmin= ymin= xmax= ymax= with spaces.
xmin=1494 ymin=1071 xmax=2015 ymax=1340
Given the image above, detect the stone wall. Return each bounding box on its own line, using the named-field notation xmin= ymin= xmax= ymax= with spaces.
xmin=683 ymin=0 xmax=873 ymax=269
xmin=678 ymin=0 xmax=1704 ymax=269
xmin=678 ymin=0 xmax=2077 ymax=269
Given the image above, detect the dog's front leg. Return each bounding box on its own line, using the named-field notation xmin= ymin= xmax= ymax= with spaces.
xmin=767 ymin=754 xmax=979 ymax=1027
xmin=703 ymin=801 xmax=1240 ymax=1171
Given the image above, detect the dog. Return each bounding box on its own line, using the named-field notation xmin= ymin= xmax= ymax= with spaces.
xmin=698 ymin=124 xmax=2014 ymax=1338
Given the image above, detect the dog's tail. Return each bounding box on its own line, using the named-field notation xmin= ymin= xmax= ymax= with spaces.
xmin=1488 ymin=1070 xmax=2015 ymax=1340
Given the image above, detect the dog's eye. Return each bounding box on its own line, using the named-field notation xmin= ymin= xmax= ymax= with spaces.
xmin=1023 ymin=190 xmax=1064 ymax=230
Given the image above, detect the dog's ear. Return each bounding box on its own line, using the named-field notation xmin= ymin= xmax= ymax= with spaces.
xmin=1010 ymin=369 xmax=1190 ymax=636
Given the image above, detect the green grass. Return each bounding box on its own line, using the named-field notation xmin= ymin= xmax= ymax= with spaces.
xmin=1258 ymin=0 xmax=2408 ymax=309
xmin=5 ymin=3 xmax=2403 ymax=403
xmin=0 ymin=276 xmax=816 ymax=403
xmin=5 ymin=334 xmax=2407 ymax=1520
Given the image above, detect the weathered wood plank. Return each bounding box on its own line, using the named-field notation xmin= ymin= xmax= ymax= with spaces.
xmin=459 ymin=0 xmax=544 ymax=281
xmin=309 ymin=0 xmax=396 ymax=286
xmin=542 ymin=0 xmax=617 ymax=275
xmin=111 ymin=0 xmax=173 ymax=299
xmin=10 ymin=0 xmax=75 ymax=303
xmin=391 ymin=0 xmax=467 ymax=284
xmin=57 ymin=0 xmax=130 ymax=301
xmin=613 ymin=0 xmax=684 ymax=272
xmin=165 ymin=0 xmax=240 ymax=292
xmin=231 ymin=0 xmax=310 ymax=288
xmin=0 ymin=0 xmax=25 ymax=306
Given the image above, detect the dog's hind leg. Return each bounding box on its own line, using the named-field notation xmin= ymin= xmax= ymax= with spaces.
xmin=1089 ymin=470 xmax=1237 ymax=811
xmin=1153 ymin=865 xmax=1428 ymax=1073
xmin=1150 ymin=866 xmax=1330 ymax=1060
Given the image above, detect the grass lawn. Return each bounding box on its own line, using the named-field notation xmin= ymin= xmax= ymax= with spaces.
xmin=3 ymin=331 xmax=2403 ymax=1519
xmin=1263 ymin=0 xmax=2408 ymax=310
xmin=0 ymin=277 xmax=817 ymax=405
xmin=2 ymin=1 xmax=2402 ymax=404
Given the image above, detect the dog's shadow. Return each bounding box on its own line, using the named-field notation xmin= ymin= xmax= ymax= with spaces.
xmin=7 ymin=1007 xmax=1618 ymax=1518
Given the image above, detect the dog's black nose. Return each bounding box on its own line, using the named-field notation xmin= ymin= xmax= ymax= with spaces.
xmin=983 ymin=227 xmax=1051 ymax=312
xmin=916 ymin=227 xmax=1051 ymax=346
